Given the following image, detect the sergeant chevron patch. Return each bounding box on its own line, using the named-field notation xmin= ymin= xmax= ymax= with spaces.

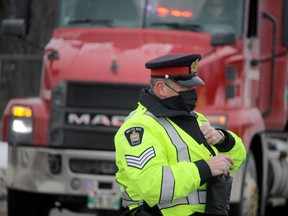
xmin=125 ymin=147 xmax=156 ymax=169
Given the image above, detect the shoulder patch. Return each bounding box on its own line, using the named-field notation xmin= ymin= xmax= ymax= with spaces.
xmin=124 ymin=127 xmax=144 ymax=146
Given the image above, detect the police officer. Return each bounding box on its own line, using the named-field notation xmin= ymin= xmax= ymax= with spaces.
xmin=115 ymin=54 xmax=246 ymax=216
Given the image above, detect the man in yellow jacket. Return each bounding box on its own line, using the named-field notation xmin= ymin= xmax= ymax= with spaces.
xmin=115 ymin=54 xmax=246 ymax=216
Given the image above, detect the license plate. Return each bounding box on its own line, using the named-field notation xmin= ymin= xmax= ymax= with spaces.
xmin=87 ymin=191 xmax=121 ymax=210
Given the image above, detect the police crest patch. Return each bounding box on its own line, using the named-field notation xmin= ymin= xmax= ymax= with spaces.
xmin=124 ymin=127 xmax=144 ymax=146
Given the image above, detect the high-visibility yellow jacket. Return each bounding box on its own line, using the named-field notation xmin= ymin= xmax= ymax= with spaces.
xmin=115 ymin=90 xmax=246 ymax=216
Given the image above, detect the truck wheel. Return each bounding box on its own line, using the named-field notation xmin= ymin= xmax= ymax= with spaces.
xmin=240 ymin=153 xmax=259 ymax=216
xmin=8 ymin=189 xmax=54 ymax=216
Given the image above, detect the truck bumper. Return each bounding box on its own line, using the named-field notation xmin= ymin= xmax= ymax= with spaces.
xmin=6 ymin=145 xmax=119 ymax=197
xmin=6 ymin=145 xmax=244 ymax=209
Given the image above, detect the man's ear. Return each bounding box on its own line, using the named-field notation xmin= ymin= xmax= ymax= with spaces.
xmin=155 ymin=81 xmax=166 ymax=99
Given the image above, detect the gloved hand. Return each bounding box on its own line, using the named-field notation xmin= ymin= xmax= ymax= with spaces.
xmin=205 ymin=173 xmax=233 ymax=215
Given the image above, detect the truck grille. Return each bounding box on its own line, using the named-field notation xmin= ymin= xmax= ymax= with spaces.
xmin=49 ymin=81 xmax=145 ymax=150
xmin=69 ymin=159 xmax=117 ymax=175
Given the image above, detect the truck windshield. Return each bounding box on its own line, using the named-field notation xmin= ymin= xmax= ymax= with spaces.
xmin=59 ymin=0 xmax=244 ymax=37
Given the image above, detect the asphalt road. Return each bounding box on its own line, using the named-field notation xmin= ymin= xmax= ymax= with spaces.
xmin=50 ymin=208 xmax=95 ymax=216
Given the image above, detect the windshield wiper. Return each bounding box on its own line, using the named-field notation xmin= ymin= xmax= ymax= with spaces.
xmin=150 ymin=22 xmax=202 ymax=32
xmin=68 ymin=19 xmax=113 ymax=27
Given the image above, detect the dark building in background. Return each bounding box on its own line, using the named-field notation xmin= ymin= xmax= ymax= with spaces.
xmin=0 ymin=0 xmax=57 ymax=131
xmin=0 ymin=0 xmax=57 ymax=53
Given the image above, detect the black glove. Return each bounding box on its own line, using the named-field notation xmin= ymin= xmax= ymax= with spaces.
xmin=121 ymin=202 xmax=162 ymax=216
xmin=141 ymin=201 xmax=163 ymax=216
xmin=205 ymin=174 xmax=233 ymax=215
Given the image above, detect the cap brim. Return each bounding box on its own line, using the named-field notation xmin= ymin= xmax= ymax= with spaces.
xmin=176 ymin=76 xmax=205 ymax=87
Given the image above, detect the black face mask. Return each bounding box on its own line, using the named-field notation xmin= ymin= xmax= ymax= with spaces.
xmin=178 ymin=89 xmax=198 ymax=112
xmin=161 ymin=88 xmax=198 ymax=113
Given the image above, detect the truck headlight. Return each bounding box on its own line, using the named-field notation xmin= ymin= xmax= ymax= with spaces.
xmin=8 ymin=106 xmax=33 ymax=145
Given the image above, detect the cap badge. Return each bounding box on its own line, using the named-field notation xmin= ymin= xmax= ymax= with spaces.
xmin=191 ymin=59 xmax=199 ymax=73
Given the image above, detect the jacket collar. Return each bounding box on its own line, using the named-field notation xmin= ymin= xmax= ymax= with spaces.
xmin=139 ymin=88 xmax=197 ymax=118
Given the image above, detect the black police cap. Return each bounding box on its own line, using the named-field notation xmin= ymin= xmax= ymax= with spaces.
xmin=145 ymin=54 xmax=205 ymax=87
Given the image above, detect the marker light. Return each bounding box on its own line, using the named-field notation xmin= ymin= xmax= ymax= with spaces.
xmin=12 ymin=106 xmax=32 ymax=118
xmin=157 ymin=7 xmax=193 ymax=18
xmin=171 ymin=10 xmax=181 ymax=17
xmin=157 ymin=7 xmax=169 ymax=16
xmin=205 ymin=115 xmax=228 ymax=129
xmin=182 ymin=11 xmax=193 ymax=18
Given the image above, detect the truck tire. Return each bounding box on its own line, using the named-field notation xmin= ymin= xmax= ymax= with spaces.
xmin=240 ymin=153 xmax=259 ymax=216
xmin=7 ymin=188 xmax=54 ymax=216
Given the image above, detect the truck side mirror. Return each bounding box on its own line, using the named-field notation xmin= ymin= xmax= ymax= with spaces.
xmin=210 ymin=31 xmax=236 ymax=46
xmin=1 ymin=18 xmax=26 ymax=37
xmin=281 ymin=0 xmax=288 ymax=46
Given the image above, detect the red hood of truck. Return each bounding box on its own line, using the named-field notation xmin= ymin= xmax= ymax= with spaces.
xmin=44 ymin=28 xmax=212 ymax=88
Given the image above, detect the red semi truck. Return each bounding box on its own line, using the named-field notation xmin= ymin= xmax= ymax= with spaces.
xmin=1 ymin=0 xmax=288 ymax=215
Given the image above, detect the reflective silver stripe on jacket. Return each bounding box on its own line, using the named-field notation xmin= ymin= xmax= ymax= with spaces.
xmin=158 ymin=190 xmax=207 ymax=209
xmin=145 ymin=111 xmax=191 ymax=162
xmin=144 ymin=111 xmax=206 ymax=208
xmin=160 ymin=166 xmax=175 ymax=203
xmin=125 ymin=110 xmax=137 ymax=121
xmin=121 ymin=185 xmax=143 ymax=207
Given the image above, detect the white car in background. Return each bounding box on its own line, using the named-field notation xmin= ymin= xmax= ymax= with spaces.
xmin=0 ymin=141 xmax=7 ymax=199
xmin=0 ymin=141 xmax=7 ymax=169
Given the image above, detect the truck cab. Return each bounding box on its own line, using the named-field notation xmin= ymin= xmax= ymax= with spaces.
xmin=1 ymin=0 xmax=288 ymax=215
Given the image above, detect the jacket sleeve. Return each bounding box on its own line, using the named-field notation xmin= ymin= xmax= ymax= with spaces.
xmin=115 ymin=121 xmax=203 ymax=207
xmin=195 ymin=111 xmax=246 ymax=172
xmin=219 ymin=130 xmax=247 ymax=173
